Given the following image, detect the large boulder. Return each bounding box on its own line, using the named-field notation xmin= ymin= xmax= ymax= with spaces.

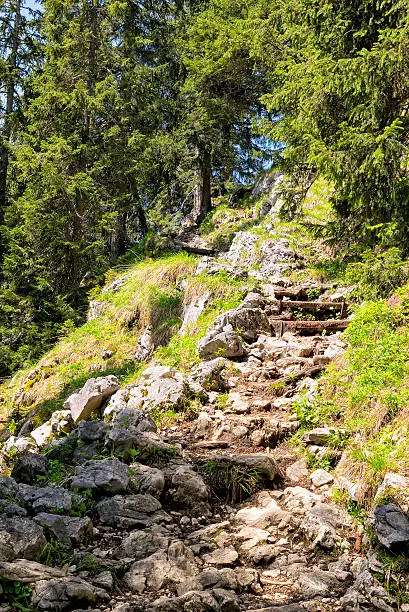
xmin=64 ymin=376 xmax=121 ymax=423
xmin=71 ymin=458 xmax=129 ymax=494
xmin=0 ymin=516 xmax=46 ymax=561
xmin=75 ymin=420 xmax=110 ymax=442
xmin=30 ymin=410 xmax=73 ymax=447
xmin=115 ymin=527 xmax=169 ymax=560
xmin=300 ymin=503 xmax=344 ymax=550
xmin=34 ymin=513 xmax=93 ymax=549
xmin=126 ymin=366 xmax=189 ymax=412
xmin=32 ymin=576 xmax=109 ymax=611
xmin=374 ymin=504 xmax=409 ymax=550
xmin=188 ymin=358 xmax=229 ymax=393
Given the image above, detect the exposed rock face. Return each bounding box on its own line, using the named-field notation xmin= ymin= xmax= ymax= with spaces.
xmin=374 ymin=504 xmax=409 ymax=550
xmin=64 ymin=375 xmax=121 ymax=423
xmin=71 ymin=458 xmax=129 ymax=494
xmin=16 ymin=485 xmax=74 ymax=514
xmin=180 ymin=292 xmax=211 ymax=334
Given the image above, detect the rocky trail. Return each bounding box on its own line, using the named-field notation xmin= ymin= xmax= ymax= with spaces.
xmin=0 ymin=231 xmax=403 ymax=612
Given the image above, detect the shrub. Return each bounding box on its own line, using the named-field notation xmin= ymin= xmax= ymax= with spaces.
xmin=346 ymin=248 xmax=409 ymax=300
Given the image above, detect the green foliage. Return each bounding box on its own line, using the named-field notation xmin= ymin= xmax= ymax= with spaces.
xmin=42 ymin=538 xmax=72 ymax=567
xmin=346 ymin=248 xmax=409 ymax=300
xmin=201 ymin=460 xmax=263 ymax=503
xmin=1 ymin=581 xmax=33 ymax=612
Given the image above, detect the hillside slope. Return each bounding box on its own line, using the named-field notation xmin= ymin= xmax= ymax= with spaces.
xmin=1 ymin=175 xmax=409 ymax=612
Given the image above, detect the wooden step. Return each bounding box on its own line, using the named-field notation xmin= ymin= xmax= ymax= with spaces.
xmin=272 ymin=284 xmax=335 ymax=301
xmin=272 ymin=318 xmax=349 ymax=337
xmin=278 ymin=300 xmax=347 ymax=314
xmin=271 ymin=364 xmax=325 ymax=386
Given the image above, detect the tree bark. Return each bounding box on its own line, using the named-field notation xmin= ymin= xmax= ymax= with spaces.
xmin=190 ymin=144 xmax=211 ymax=226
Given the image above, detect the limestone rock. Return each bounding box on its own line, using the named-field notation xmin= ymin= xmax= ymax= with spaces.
xmin=34 ymin=513 xmax=93 ymax=549
xmin=31 ymin=410 xmax=73 ymax=447
xmin=76 ymin=420 xmax=110 ymax=443
xmin=286 ymin=459 xmax=309 ymax=484
xmin=124 ymin=540 xmax=198 ymax=594
xmin=296 ymin=568 xmax=340 ymax=598
xmin=0 ymin=515 xmax=46 ymax=561
xmin=0 ymin=560 xmax=66 ymax=582
xmin=300 ymin=503 xmax=344 ymax=549
xmin=2 ymin=435 xmax=37 ymax=457
xmin=180 ymin=292 xmax=211 ymax=335
xmin=0 ymin=476 xmax=18 ymax=503
xmin=188 ymin=358 xmax=229 ymax=393
xmin=115 ymin=527 xmax=169 ymax=560
xmin=202 ymin=546 xmax=239 ymax=566
xmin=135 ymin=326 xmax=154 ymax=361
xmin=198 ymin=327 xmax=245 ymax=359
xmin=152 ymin=590 xmax=219 ymax=612
xmin=71 ymin=458 xmax=129 ymax=494
xmin=310 ymin=469 xmax=334 ymax=488
xmin=32 ymin=576 xmax=109 ymax=611
xmin=64 ymin=376 xmax=120 ymax=423
xmin=96 ymin=493 xmax=164 ymax=528
xmin=169 ymin=465 xmax=211 ymax=516
xmin=11 ymin=454 xmax=47 ymax=484
xmin=17 ymin=485 xmax=74 ymax=513
xmin=340 ymin=558 xmax=396 ymax=612
xmin=129 ymin=463 xmax=165 ymax=499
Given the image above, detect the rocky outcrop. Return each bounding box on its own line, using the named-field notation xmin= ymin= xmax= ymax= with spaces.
xmin=64 ymin=375 xmax=121 ymax=423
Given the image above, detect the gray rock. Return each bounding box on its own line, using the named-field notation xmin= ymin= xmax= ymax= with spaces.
xmin=246 ymin=544 xmax=276 ymax=565
xmin=31 ymin=411 xmax=74 ymax=447
xmin=113 ymin=407 xmax=156 ymax=432
xmin=310 ymin=469 xmax=334 ymax=488
xmin=216 ymin=308 xmax=270 ymax=342
xmin=64 ymin=376 xmax=121 ymax=423
xmin=115 ymin=527 xmax=169 ymax=560
xmin=296 ymin=568 xmax=339 ymax=598
xmin=152 ymin=590 xmax=219 ymax=612
xmin=76 ymin=421 xmax=110 ymax=443
xmin=180 ymin=292 xmax=211 ymax=335
xmin=300 ymin=503 xmax=343 ymax=550
xmin=17 ymin=485 xmax=74 ymax=513
xmin=92 ymin=570 xmax=114 ymax=590
xmin=139 ymin=365 xmax=188 ymax=410
xmin=2 ymin=435 xmax=37 ymax=456
xmin=103 ymin=389 xmax=128 ymax=419
xmin=188 ymin=358 xmax=229 ymax=393
xmin=124 ymin=540 xmax=198 ymax=594
xmin=286 ymin=459 xmax=309 ymax=484
xmin=97 ymin=493 xmax=163 ymax=528
xmin=374 ymin=504 xmax=409 ymax=550
xmin=0 ymin=560 xmax=65 ymax=582
xmin=302 ymin=427 xmax=335 ymax=445
xmin=169 ymin=465 xmax=210 ymax=516
xmin=34 ymin=513 xmax=93 ymax=549
xmin=225 ymin=232 xmax=259 ymax=270
xmin=11 ymin=454 xmax=47 ymax=484
xmin=340 ymin=558 xmax=396 ymax=612
xmin=197 ymin=327 xmax=245 ymax=359
xmin=3 ymin=503 xmax=27 ymax=516
xmin=202 ymin=546 xmax=238 ymax=566
xmin=32 ymin=576 xmax=109 ymax=611
xmin=71 ymin=458 xmax=129 ymax=494
xmin=212 ymin=588 xmax=240 ymax=612
xmin=198 ymin=568 xmax=238 ymax=590
xmin=0 ymin=476 xmax=18 ymax=502
xmin=129 ymin=463 xmax=165 ymax=498
xmin=0 ymin=515 xmax=46 ymax=561
xmin=135 ymin=326 xmax=154 ymax=361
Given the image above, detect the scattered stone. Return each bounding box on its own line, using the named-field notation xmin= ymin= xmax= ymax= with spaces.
xmin=286 ymin=459 xmax=309 ymax=484
xmin=129 ymin=463 xmax=165 ymax=499
xmin=188 ymin=358 xmax=229 ymax=393
xmin=92 ymin=570 xmax=114 ymax=590
xmin=64 ymin=376 xmax=120 ymax=423
xmin=17 ymin=485 xmax=74 ymax=513
xmin=300 ymin=503 xmax=344 ymax=550
xmin=76 ymin=420 xmax=110 ymax=442
xmin=302 ymin=427 xmax=335 ymax=445
xmin=168 ymin=465 xmax=211 ymax=516
xmin=310 ymin=469 xmax=334 ymax=488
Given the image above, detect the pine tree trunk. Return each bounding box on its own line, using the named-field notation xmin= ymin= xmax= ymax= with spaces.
xmin=0 ymin=0 xmax=21 ymax=256
xmin=191 ymin=145 xmax=211 ymax=226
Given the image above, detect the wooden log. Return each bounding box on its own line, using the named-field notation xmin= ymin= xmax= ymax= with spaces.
xmin=271 ymin=319 xmax=349 ymax=337
xmin=279 ymin=300 xmax=346 ymax=311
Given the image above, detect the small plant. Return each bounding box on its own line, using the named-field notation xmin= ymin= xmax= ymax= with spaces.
xmin=70 ymin=488 xmax=95 ymax=517
xmin=42 ymin=538 xmax=72 ymax=567
xmin=201 ymin=460 xmax=263 ymax=504
xmin=216 ymin=393 xmax=229 ymax=410
xmin=377 ymin=549 xmax=409 ymax=605
xmin=2 ymin=581 xmax=33 ymax=611
xmin=268 ymin=380 xmax=286 ymax=396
